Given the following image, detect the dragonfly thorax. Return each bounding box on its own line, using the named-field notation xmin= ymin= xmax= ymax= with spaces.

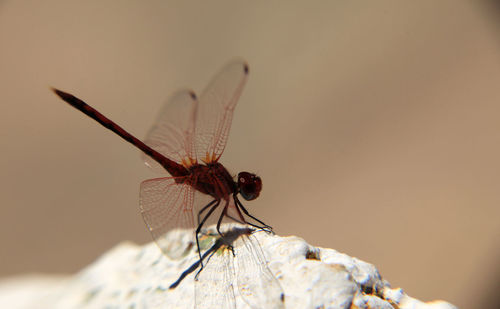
xmin=188 ymin=163 xmax=262 ymax=202
xmin=188 ymin=162 xmax=238 ymax=200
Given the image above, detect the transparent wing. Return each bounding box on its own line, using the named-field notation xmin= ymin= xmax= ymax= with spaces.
xmin=234 ymin=232 xmax=284 ymax=309
xmin=195 ymin=59 xmax=249 ymax=163
xmin=195 ymin=245 xmax=236 ymax=309
xmin=195 ymin=225 xmax=284 ymax=309
xmin=140 ymin=176 xmax=196 ymax=259
xmin=142 ymin=90 xmax=198 ymax=173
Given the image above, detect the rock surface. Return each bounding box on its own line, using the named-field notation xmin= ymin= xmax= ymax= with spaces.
xmin=0 ymin=224 xmax=457 ymax=309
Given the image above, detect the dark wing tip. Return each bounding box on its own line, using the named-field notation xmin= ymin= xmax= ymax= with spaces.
xmin=243 ymin=63 xmax=249 ymax=74
xmin=189 ymin=90 xmax=197 ymax=100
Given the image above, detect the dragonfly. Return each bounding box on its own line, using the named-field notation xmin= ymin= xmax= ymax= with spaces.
xmin=51 ymin=60 xmax=272 ymax=272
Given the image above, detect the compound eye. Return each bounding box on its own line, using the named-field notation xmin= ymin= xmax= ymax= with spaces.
xmin=238 ymin=172 xmax=262 ymax=201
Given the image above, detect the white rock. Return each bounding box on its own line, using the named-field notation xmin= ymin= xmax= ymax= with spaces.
xmin=0 ymin=224 xmax=457 ymax=309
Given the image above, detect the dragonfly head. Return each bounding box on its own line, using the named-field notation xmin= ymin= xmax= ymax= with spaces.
xmin=237 ymin=172 xmax=262 ymax=201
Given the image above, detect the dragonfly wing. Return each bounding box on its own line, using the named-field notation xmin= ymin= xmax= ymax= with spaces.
xmin=195 ymin=225 xmax=283 ymax=309
xmin=195 ymin=246 xmax=236 ymax=309
xmin=195 ymin=60 xmax=249 ymax=163
xmin=140 ymin=176 xmax=196 ymax=259
xmin=234 ymin=232 xmax=285 ymax=309
xmin=142 ymin=90 xmax=198 ymax=173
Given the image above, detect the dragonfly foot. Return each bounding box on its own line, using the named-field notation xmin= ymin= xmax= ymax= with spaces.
xmin=227 ymin=244 xmax=236 ymax=257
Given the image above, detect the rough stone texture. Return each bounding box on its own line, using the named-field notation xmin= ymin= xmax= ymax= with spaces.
xmin=0 ymin=224 xmax=457 ymax=309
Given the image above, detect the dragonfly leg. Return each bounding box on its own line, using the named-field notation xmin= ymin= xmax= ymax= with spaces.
xmin=225 ymin=211 xmax=270 ymax=238
xmin=195 ymin=199 xmax=220 ymax=279
xmin=234 ymin=194 xmax=273 ymax=233
xmin=216 ymin=200 xmax=235 ymax=256
xmin=216 ymin=200 xmax=230 ymax=237
xmin=232 ymin=196 xmax=247 ymax=222
xmin=198 ymin=199 xmax=217 ymax=226
xmin=230 ymin=196 xmax=266 ymax=230
xmin=225 ymin=213 xmax=245 ymax=225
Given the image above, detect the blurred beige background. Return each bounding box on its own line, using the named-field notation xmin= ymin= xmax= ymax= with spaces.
xmin=1 ymin=1 xmax=499 ymax=308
